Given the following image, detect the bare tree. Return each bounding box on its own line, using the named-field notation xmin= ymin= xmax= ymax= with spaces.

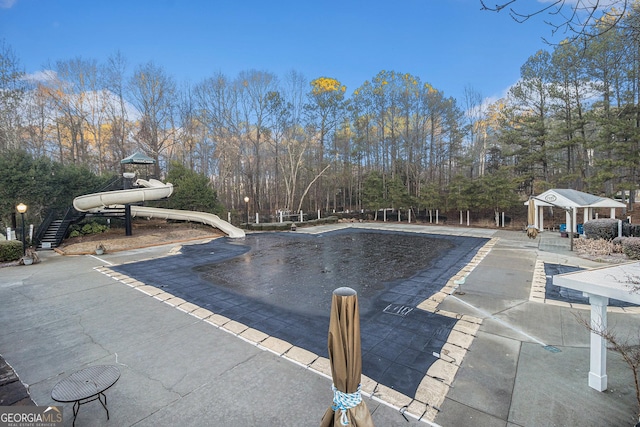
xmin=278 ymin=70 xmax=308 ymax=210
xmin=45 ymin=57 xmax=99 ymax=165
xmin=193 ymin=72 xmax=241 ymax=209
xmin=173 ymin=82 xmax=196 ymax=170
xmin=22 ymin=83 xmax=55 ymax=157
xmin=296 ymin=160 xmax=334 ymax=213
xmin=84 ymin=67 xmax=109 ymax=173
xmin=236 ymin=70 xmax=279 ymax=212
xmin=306 ymin=76 xmax=347 ymax=211
xmin=102 ymin=51 xmax=132 ymax=168
xmin=463 ymin=85 xmax=488 ymax=177
xmin=0 ymin=39 xmax=25 ymax=152
xmin=128 ymin=61 xmax=177 ymax=177
xmin=480 ymin=0 xmax=629 ymax=41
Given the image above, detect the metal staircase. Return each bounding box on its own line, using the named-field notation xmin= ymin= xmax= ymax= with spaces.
xmin=35 ymin=176 xmax=124 ymax=250
xmin=38 ymin=219 xmax=64 ymax=249
xmin=36 ymin=208 xmax=85 ymax=250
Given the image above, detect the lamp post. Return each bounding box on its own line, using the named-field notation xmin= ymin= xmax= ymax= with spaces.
xmin=16 ymin=203 xmax=27 ymax=255
xmin=244 ymin=196 xmax=250 ymax=225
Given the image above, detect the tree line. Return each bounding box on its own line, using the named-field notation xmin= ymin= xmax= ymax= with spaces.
xmin=1 ymin=3 xmax=639 ymax=222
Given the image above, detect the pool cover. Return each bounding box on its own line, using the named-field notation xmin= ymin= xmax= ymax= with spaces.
xmin=112 ymin=228 xmax=488 ymax=397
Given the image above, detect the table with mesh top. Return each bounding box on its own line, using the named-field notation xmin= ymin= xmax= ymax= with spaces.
xmin=51 ymin=365 xmax=120 ymax=426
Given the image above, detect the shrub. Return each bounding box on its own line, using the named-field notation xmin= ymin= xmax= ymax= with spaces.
xmin=622 ymin=222 xmax=640 ymax=237
xmin=246 ymin=216 xmax=339 ymax=231
xmin=0 ymin=240 xmax=23 ymax=262
xmin=574 ymin=238 xmax=619 ymax=256
xmin=622 ymin=237 xmax=640 ymax=260
xmin=612 ymin=237 xmax=627 ymax=253
xmin=583 ymin=218 xmax=618 ymax=240
xmin=68 ymin=220 xmax=107 ymax=237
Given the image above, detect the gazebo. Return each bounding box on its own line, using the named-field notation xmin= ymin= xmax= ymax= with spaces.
xmin=526 ymin=189 xmax=627 ymax=233
xmin=120 ymin=152 xmax=156 ymax=180
xmin=120 ymin=151 xmax=155 ymax=165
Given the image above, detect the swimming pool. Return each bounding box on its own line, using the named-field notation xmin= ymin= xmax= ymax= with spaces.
xmin=113 ymin=228 xmax=489 ymax=397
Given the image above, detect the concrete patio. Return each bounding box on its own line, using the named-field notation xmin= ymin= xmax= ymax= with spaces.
xmin=1 ymin=224 xmax=639 ymax=426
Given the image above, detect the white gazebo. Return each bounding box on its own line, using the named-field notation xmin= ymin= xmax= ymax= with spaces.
xmin=525 ymin=189 xmax=626 ymax=233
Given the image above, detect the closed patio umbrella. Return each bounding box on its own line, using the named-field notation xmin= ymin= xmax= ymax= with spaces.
xmin=527 ymin=198 xmax=538 ymax=239
xmin=320 ymin=287 xmax=374 ymax=427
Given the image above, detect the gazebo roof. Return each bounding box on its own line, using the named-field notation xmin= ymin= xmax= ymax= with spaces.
xmin=527 ymin=189 xmax=626 ymax=209
xmin=120 ymin=152 xmax=156 ymax=165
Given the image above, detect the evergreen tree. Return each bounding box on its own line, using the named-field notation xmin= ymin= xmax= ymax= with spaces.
xmin=361 ymin=171 xmax=384 ymax=219
xmin=0 ymin=150 xmax=104 ymax=229
xmin=165 ymin=162 xmax=223 ymax=215
xmin=508 ymin=50 xmax=554 ymax=194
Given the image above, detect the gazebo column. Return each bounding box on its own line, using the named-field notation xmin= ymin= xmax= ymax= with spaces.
xmin=584 ymin=293 xmax=609 ymax=391
xmin=565 ymin=209 xmax=578 ymax=233
xmin=583 ymin=208 xmax=589 ymax=225
xmin=610 ymin=208 xmax=616 ymax=219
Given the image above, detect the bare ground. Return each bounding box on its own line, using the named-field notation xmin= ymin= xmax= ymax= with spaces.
xmin=56 ymin=219 xmax=225 ymax=255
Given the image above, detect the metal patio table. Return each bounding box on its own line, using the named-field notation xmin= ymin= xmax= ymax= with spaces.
xmin=51 ymin=365 xmax=120 ymax=426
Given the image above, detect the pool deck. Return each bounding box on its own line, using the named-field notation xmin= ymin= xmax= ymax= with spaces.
xmin=1 ymin=224 xmax=639 ymax=426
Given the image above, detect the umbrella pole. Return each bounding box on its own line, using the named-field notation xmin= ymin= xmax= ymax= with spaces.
xmin=321 ymin=287 xmax=374 ymax=427
xmin=527 ymin=197 xmax=539 ymax=239
xmin=569 ymin=207 xmax=574 ymax=251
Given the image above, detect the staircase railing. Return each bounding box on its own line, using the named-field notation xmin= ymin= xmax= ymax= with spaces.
xmin=34 ymin=210 xmax=55 ymax=247
xmin=51 ymin=207 xmax=84 ymax=247
xmin=95 ymin=176 xmax=124 ymax=193
xmin=34 ymin=175 xmax=137 ymax=249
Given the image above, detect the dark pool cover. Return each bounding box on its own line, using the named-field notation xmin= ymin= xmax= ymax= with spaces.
xmin=113 ymin=229 xmax=488 ymax=397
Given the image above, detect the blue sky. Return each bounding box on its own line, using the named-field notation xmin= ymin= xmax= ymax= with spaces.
xmin=0 ymin=0 xmax=562 ymax=103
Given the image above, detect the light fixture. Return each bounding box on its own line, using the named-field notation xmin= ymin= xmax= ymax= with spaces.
xmin=244 ymin=197 xmax=250 ymax=225
xmin=16 ymin=203 xmax=27 ymax=255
